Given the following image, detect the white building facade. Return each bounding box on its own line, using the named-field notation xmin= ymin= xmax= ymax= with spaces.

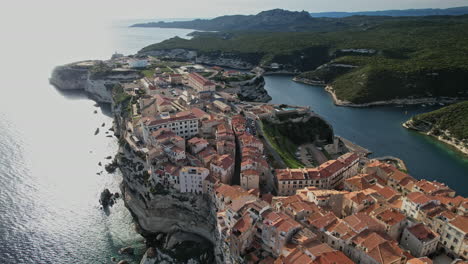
xmin=179 ymin=167 xmax=210 ymax=193
xmin=142 ymin=113 xmax=199 ymax=141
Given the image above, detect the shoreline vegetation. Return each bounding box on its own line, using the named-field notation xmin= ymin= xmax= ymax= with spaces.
xmin=402 ymin=101 xmax=468 ymax=156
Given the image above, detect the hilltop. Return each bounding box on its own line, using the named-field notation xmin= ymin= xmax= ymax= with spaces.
xmin=139 ymin=15 xmax=468 ymax=104
xmin=310 ymin=6 xmax=468 ymax=18
xmin=130 ymin=9 xmax=420 ymax=32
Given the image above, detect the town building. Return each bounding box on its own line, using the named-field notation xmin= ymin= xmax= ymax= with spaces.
xmin=187 ymin=137 xmax=209 ymax=154
xmin=402 ymin=192 xmax=440 ymax=220
xmin=141 ymin=111 xmax=199 ymax=141
xmin=168 ymin=74 xmax=183 ymax=85
xmin=413 ymin=180 xmax=455 ymax=197
xmin=179 ymin=166 xmax=210 ymax=194
xmin=400 ymin=223 xmax=439 ymax=257
xmin=210 ymin=154 xmax=235 ymax=184
xmin=440 ymin=215 xmax=468 ymax=259
xmin=188 ymin=73 xmax=216 ymax=92
xmin=241 ymin=169 xmax=260 ymax=190
xmin=275 ymin=153 xmax=359 ymax=196
xmin=128 ymin=58 xmax=149 ymax=68
xmin=213 ymin=100 xmax=231 ymax=113
xmin=370 ymin=207 xmax=407 ymax=241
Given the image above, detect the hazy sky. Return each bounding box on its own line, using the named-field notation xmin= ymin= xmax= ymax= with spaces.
xmin=2 ymin=0 xmax=468 ymax=22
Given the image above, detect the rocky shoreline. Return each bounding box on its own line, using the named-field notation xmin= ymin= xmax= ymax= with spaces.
xmin=236 ymin=76 xmax=271 ymax=102
xmin=50 ymin=61 xmax=142 ymax=104
xmin=293 ymin=75 xmax=465 ymax=108
xmin=139 ymin=48 xmax=255 ymax=70
xmin=292 ymin=76 xmax=326 ymax=86
xmin=324 ymin=85 xmax=464 ymax=108
xmin=403 ymin=120 xmax=468 ymax=156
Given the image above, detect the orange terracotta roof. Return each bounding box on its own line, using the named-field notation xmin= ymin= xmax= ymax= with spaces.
xmin=370 ymin=185 xmax=399 ymax=200
xmin=343 ymin=212 xmax=384 ymax=233
xmin=308 ymin=212 xmax=338 ymax=230
xmin=242 ymin=169 xmax=261 ymax=176
xmin=449 ymin=215 xmax=468 ymax=233
xmin=314 ymin=251 xmax=354 ymax=264
xmin=187 ymin=137 xmax=208 ymax=145
xmin=367 ymin=241 xmax=404 ymax=264
xmin=188 ymin=72 xmax=215 ymax=86
xmin=327 ymin=220 xmax=357 ymax=240
xmin=304 ymin=241 xmax=335 ymax=256
xmin=279 ymin=247 xmax=314 ymax=264
xmin=232 ymin=213 xmax=253 ymax=236
xmin=190 ymin=107 xmax=208 ymax=119
xmin=261 ymin=193 xmax=274 ymax=204
xmin=373 ymin=208 xmax=406 ymax=226
xmin=407 ymin=257 xmax=433 ymax=264
xmin=407 ymin=192 xmax=433 ymax=205
xmin=407 ymin=223 xmax=438 ymax=241
xmin=214 ymin=184 xmax=250 ymax=200
xmin=212 ymin=154 xmax=234 ymax=170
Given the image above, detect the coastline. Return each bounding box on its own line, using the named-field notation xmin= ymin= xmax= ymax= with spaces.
xmin=293 ymin=76 xmax=465 ymax=108
xmin=292 ymin=76 xmax=326 ymax=86
xmin=403 ymin=120 xmax=468 ymax=156
xmin=324 ymin=85 xmax=464 ymax=108
xmin=51 ymin=53 xmax=468 ymax=263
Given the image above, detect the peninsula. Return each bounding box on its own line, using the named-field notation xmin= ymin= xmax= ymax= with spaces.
xmin=404 ymin=101 xmax=468 ymax=155
xmin=51 ymin=48 xmax=468 ymax=264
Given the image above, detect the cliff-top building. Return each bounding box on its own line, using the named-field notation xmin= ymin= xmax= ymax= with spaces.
xmin=141 ymin=111 xmax=199 ymax=141
xmin=188 ymin=73 xmax=216 ymax=92
xmin=275 ymin=152 xmax=359 ymax=196
xmin=179 ymin=166 xmax=210 ymax=194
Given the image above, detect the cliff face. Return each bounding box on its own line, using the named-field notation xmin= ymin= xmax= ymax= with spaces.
xmin=237 ymin=76 xmax=271 ymax=102
xmin=123 ymin=184 xmax=216 ymax=244
xmin=139 ymin=49 xmax=255 ymax=70
xmin=50 ymin=64 xmax=90 ymax=90
xmin=50 ymin=61 xmax=141 ymax=103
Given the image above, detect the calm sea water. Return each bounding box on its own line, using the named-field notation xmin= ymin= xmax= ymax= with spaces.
xmin=0 ymin=18 xmax=467 ymax=264
xmin=264 ymin=75 xmax=468 ymax=196
xmin=0 ymin=20 xmax=193 ymax=264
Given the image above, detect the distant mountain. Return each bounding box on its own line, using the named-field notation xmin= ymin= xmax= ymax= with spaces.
xmin=131 ymin=7 xmax=468 ymax=32
xmin=130 ymin=9 xmax=400 ymax=32
xmin=131 ymin=9 xmax=317 ymax=32
xmin=310 ymin=6 xmax=468 ymax=18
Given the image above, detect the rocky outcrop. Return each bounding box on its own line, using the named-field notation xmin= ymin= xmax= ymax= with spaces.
xmin=50 ymin=61 xmax=141 ymax=103
xmin=99 ymin=188 xmax=114 ymax=207
xmin=139 ymin=248 xmax=157 ymax=264
xmin=123 ymin=183 xmax=216 ymax=244
xmin=139 ymin=49 xmax=255 ymax=70
xmin=403 ymin=120 xmax=468 ymax=155
xmin=118 ymin=246 xmax=135 ymax=255
xmin=237 ymin=76 xmax=271 ymax=102
xmin=294 ymin=63 xmax=357 ymax=86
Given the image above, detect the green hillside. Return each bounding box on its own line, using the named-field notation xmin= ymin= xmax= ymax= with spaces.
xmin=411 ymin=101 xmax=468 ymax=141
xmin=140 ymin=16 xmax=468 ymax=104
